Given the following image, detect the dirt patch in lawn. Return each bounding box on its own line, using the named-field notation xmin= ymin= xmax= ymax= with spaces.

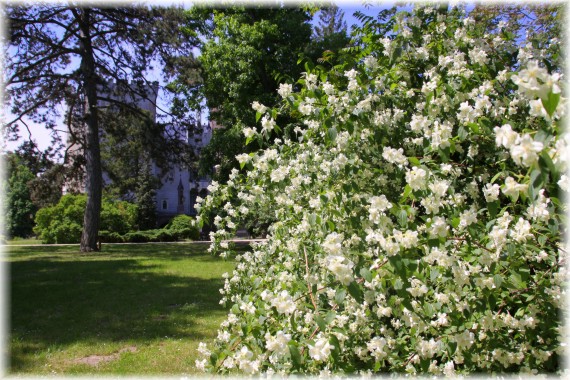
xmin=70 ymin=346 xmax=138 ymax=366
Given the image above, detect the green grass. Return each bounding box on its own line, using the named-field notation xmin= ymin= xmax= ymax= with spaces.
xmin=4 ymin=237 xmax=41 ymax=245
xmin=5 ymin=242 xmax=241 ymax=375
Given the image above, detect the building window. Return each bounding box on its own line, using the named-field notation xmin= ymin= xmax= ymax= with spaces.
xmin=162 ymin=199 xmax=168 ymax=210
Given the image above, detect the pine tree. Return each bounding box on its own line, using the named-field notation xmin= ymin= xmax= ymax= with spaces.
xmin=134 ymin=163 xmax=158 ymax=231
xmin=313 ymin=4 xmax=347 ymax=40
xmin=5 ymin=5 xmax=198 ymax=251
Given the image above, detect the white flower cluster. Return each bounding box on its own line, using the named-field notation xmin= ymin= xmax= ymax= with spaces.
xmin=196 ymin=4 xmax=567 ymax=377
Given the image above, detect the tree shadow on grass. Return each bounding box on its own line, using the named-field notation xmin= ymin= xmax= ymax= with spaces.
xmin=8 ymin=252 xmax=232 ymax=372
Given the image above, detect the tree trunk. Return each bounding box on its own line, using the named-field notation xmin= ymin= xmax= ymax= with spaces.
xmin=77 ymin=8 xmax=102 ymax=252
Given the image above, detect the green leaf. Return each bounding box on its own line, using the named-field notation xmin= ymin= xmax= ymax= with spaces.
xmin=487 ymin=201 xmax=498 ymax=219
xmin=289 ymin=344 xmax=302 ymax=369
xmin=328 ymin=127 xmax=337 ymax=142
xmin=393 ymin=278 xmax=403 ymax=290
xmin=493 ymin=274 xmax=503 ymax=288
xmin=401 ymin=184 xmax=413 ymax=202
xmin=488 ymin=293 xmax=497 ymax=309
xmin=438 ymin=147 xmax=450 ymax=162
xmin=308 ymin=213 xmax=317 ymax=226
xmin=447 ymin=341 xmax=457 ymax=356
xmin=360 ymin=267 xmax=373 ymax=282
xmin=457 ymin=126 xmax=468 ymax=140
xmin=335 ymin=288 xmax=346 ymax=305
xmin=329 ymin=334 xmax=341 ymax=363
xmin=467 ymin=122 xmax=480 ymax=134
xmin=209 ymin=352 xmax=218 ymax=367
xmin=390 ymin=46 xmax=402 ymax=64
xmin=539 ymin=151 xmax=557 ymax=177
xmin=315 ymin=314 xmax=327 ymax=331
xmin=541 ymin=91 xmax=560 ymax=117
xmin=397 ymin=209 xmax=408 ymax=228
xmin=347 ymin=281 xmax=364 ymax=303
xmin=490 ymin=171 xmax=503 ymax=184
xmin=408 ymin=157 xmax=420 ymax=166
xmin=326 ymin=220 xmax=335 ymax=231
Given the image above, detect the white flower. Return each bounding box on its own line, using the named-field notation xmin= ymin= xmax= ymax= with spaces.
xmin=405 ymin=167 xmax=428 ymax=190
xmin=429 ymin=216 xmax=448 ymax=238
xmin=344 ymin=69 xmax=358 ymax=80
xmin=265 ymin=331 xmax=291 ymax=355
xmin=489 ymin=225 xmax=508 ymax=249
xmin=236 ymin=153 xmax=251 ymax=165
xmin=322 ymin=232 xmax=343 ymax=255
xmin=527 ymin=189 xmax=551 ymax=221
xmin=239 ymin=301 xmax=256 ymax=314
xmin=469 ymin=47 xmax=488 ymax=65
xmin=494 ymin=124 xmax=520 ymax=149
xmin=367 ymin=336 xmax=387 ymax=360
xmin=529 ymin=99 xmax=549 ymax=119
xmin=322 ymin=82 xmax=335 ymax=95
xmin=325 ymin=255 xmax=354 ymax=285
xmin=510 ymin=134 xmax=544 ymax=167
xmin=195 ymin=358 xmax=207 ymax=371
xmin=251 ymin=101 xmax=268 ymax=114
xmin=278 ymin=83 xmax=292 ymax=98
xmin=443 ymin=361 xmax=456 ymax=376
xmin=299 ymin=100 xmax=315 ymax=115
xmin=217 ymin=330 xmax=231 ymax=342
xmin=483 ymin=183 xmax=500 ymax=202
xmin=261 ymin=116 xmax=276 ymax=133
xmin=454 ymin=330 xmax=475 ymax=350
xmin=409 ymin=114 xmax=431 ymax=133
xmin=511 ymin=60 xmax=551 ymax=99
xmin=308 ymin=334 xmax=334 ymax=361
xmin=510 ymin=217 xmax=532 ymax=242
xmin=502 ymin=176 xmax=528 ymax=198
xmin=364 ymin=56 xmax=378 ymax=70
xmin=197 ymin=342 xmax=211 ymax=357
xmin=270 ymin=166 xmax=289 ymax=183
xmin=222 ymin=356 xmax=235 ymax=369
xmin=369 ymin=195 xmax=392 ymax=224
xmin=458 ymin=207 xmax=478 ymax=229
xmin=302 ymin=72 xmax=318 ymax=90
xmin=558 ymin=174 xmax=570 ymax=191
xmin=243 ymin=127 xmax=256 ymax=138
xmin=271 ymin=290 xmax=297 ymax=315
xmin=457 ymin=101 xmax=477 ymax=124
xmin=417 ymin=338 xmax=441 ymax=358
xmin=382 ymin=147 xmax=408 ymax=166
xmin=407 ymin=277 xmax=429 ymax=297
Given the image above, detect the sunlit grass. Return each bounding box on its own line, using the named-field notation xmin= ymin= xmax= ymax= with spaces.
xmin=6 ymin=242 xmax=241 ymax=375
xmin=3 ymin=237 xmax=41 ymax=245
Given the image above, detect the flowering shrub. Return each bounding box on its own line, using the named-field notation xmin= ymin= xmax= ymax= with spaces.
xmin=196 ymin=5 xmax=568 ymax=376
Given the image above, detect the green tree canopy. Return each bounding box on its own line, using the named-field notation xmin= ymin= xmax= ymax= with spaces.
xmin=181 ymin=4 xmax=313 ymax=180
xmin=5 ymin=153 xmax=37 ymax=238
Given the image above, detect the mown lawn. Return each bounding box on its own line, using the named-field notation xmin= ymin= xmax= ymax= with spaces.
xmin=5 ymin=242 xmax=240 ymax=375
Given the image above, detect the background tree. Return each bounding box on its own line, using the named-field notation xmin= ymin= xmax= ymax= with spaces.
xmin=5 ymin=153 xmax=37 ymax=238
xmin=5 ymin=5 xmax=199 ymax=251
xmin=304 ymin=3 xmax=351 ymax=64
xmin=468 ymin=4 xmax=565 ymax=69
xmin=12 ymin=141 xmax=64 ymax=209
xmin=133 ymin=163 xmax=159 ymax=231
xmin=98 ymin=107 xmax=193 ymax=200
xmin=181 ymin=5 xmax=313 ymax=181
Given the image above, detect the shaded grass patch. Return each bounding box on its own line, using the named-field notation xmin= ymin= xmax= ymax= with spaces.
xmin=6 ymin=242 xmax=239 ymax=375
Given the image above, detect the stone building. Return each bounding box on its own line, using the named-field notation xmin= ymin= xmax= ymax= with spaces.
xmin=65 ymin=79 xmax=214 ymax=225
